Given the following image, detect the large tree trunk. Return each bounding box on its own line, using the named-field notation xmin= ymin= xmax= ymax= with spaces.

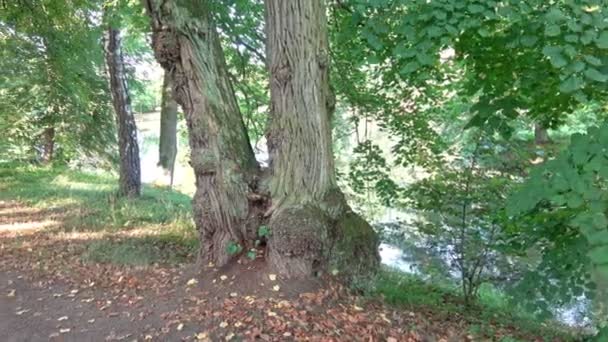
xmin=144 ymin=0 xmax=264 ymax=267
xmin=104 ymin=26 xmax=141 ymax=198
xmin=40 ymin=126 xmax=55 ymax=164
xmin=158 ymin=71 xmax=178 ymax=186
xmin=264 ymin=0 xmax=379 ymax=279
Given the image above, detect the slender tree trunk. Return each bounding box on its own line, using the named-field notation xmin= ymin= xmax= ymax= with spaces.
xmin=104 ymin=26 xmax=141 ymax=198
xmin=534 ymin=123 xmax=550 ymax=145
xmin=145 ymin=0 xmax=265 ymax=267
xmin=158 ymin=71 xmax=178 ymax=187
xmin=264 ymin=0 xmax=379 ymax=279
xmin=40 ymin=126 xmax=55 ymax=164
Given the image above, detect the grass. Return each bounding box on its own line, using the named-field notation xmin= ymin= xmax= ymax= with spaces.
xmin=370 ymin=268 xmax=578 ymax=341
xmin=0 ymin=161 xmax=198 ymax=266
xmin=0 ymin=162 xmax=582 ymax=339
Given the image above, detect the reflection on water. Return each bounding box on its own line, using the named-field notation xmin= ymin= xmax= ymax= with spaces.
xmin=379 ymin=243 xmax=416 ymax=274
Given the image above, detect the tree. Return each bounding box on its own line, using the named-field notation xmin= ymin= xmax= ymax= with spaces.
xmin=158 ymin=72 xmax=178 ymax=186
xmin=104 ymin=23 xmax=141 ymax=197
xmin=144 ymin=0 xmax=379 ymax=279
xmin=264 ymin=0 xmax=379 ymax=278
xmin=0 ymin=0 xmax=115 ymax=164
xmin=145 ymin=0 xmax=264 ymax=268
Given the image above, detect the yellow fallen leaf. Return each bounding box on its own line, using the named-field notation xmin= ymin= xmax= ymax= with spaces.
xmin=219 ymin=321 xmax=229 ymax=328
xmin=186 ymin=278 xmax=198 ymax=286
xmin=196 ymin=332 xmax=209 ymax=340
xmin=268 ymin=274 xmax=277 ymax=281
xmin=267 ymin=311 xmax=277 ymax=317
xmin=225 ymin=332 xmax=235 ymax=341
xmin=272 ymin=285 xmax=280 ymax=292
xmin=220 ymin=275 xmax=228 ymax=281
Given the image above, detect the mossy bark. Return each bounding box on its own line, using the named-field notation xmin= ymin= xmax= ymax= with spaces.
xmin=264 ymin=0 xmax=379 ymax=280
xmin=145 ymin=0 xmax=264 ymax=267
xmin=104 ymin=26 xmax=141 ymax=198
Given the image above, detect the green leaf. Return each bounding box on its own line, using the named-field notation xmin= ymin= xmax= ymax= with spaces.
xmin=588 ymin=245 xmax=608 ymax=264
xmin=258 ymin=225 xmax=270 ymax=237
xmin=559 ymin=75 xmax=584 ymax=93
xmin=545 ymin=24 xmax=561 ymax=37
xmin=542 ymin=46 xmax=567 ymax=68
xmin=467 ymin=4 xmax=484 ymax=14
xmin=584 ymin=55 xmax=602 ymax=66
xmin=584 ymin=68 xmax=608 ymax=82
xmin=596 ymin=31 xmax=608 ymax=49
xmin=566 ymin=194 xmax=584 ymax=209
xmin=226 ymin=241 xmax=243 ymax=256
xmin=520 ymin=35 xmax=538 ymax=47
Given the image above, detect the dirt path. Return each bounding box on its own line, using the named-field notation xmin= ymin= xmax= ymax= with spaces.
xmin=0 ymin=199 xmax=558 ymax=341
xmin=0 ymin=269 xmax=171 ymax=342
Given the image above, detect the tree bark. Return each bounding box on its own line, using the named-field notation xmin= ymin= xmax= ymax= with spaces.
xmin=40 ymin=126 xmax=55 ymax=164
xmin=144 ymin=0 xmax=265 ymax=267
xmin=534 ymin=123 xmax=550 ymax=145
xmin=264 ymin=0 xmax=379 ymax=279
xmin=158 ymin=71 xmax=178 ymax=186
xmin=104 ymin=26 xmax=141 ymax=198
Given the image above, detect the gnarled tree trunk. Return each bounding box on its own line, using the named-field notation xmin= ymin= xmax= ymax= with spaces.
xmin=145 ymin=0 xmax=264 ymax=267
xmin=158 ymin=71 xmax=178 ymax=187
xmin=264 ymin=0 xmax=379 ymax=279
xmin=104 ymin=26 xmax=141 ymax=198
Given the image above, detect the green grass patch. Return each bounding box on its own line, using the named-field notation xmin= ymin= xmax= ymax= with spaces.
xmin=0 ymin=162 xmax=193 ymax=231
xmin=0 ymin=162 xmax=198 ymax=266
xmin=369 ymin=268 xmax=577 ymax=341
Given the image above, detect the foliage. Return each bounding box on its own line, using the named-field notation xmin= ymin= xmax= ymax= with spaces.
xmin=405 ymin=132 xmax=516 ymax=305
xmin=0 ymin=0 xmax=116 ymax=164
xmin=507 ymin=122 xmax=608 ymax=329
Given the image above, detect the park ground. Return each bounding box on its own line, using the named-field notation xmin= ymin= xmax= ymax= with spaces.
xmin=0 ymin=163 xmax=576 ymax=341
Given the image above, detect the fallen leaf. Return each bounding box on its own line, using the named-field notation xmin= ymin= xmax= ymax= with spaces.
xmin=57 ymin=316 xmax=68 ymax=321
xmin=225 ymin=332 xmax=235 ymax=341
xmin=230 ymin=292 xmax=238 ymax=297
xmin=186 ymin=278 xmax=199 ymax=286
xmin=59 ymin=328 xmax=70 ymax=333
xmin=196 ymin=332 xmax=210 ymax=341
xmin=7 ymin=289 xmax=15 ymax=297
xmin=177 ymin=323 xmax=184 ymax=331
xmin=220 ymin=321 xmax=229 ymax=328
xmin=272 ymin=285 xmax=280 ymax=292
xmin=220 ymin=275 xmax=228 ymax=281
xmin=15 ymin=309 xmax=30 ymax=315
xmin=268 ymin=274 xmax=277 ymax=281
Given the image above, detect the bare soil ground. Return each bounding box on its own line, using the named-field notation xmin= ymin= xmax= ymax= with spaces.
xmin=0 ymin=200 xmax=553 ymax=341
